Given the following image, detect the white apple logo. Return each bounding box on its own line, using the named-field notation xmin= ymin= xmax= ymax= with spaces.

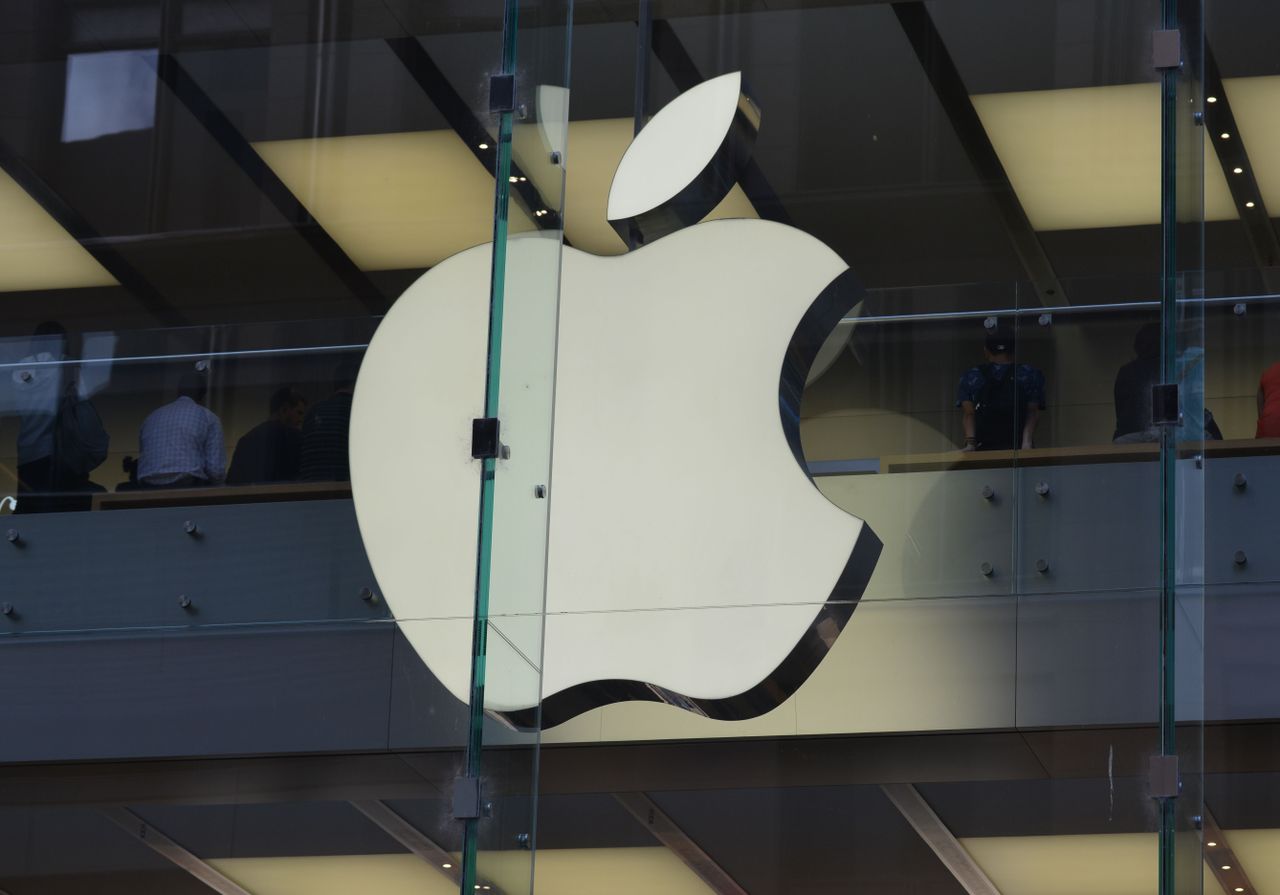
xmin=349 ymin=72 xmax=881 ymax=728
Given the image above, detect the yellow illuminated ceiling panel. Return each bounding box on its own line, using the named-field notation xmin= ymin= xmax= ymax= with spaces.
xmin=973 ymin=83 xmax=1237 ymax=231
xmin=209 ymin=848 xmax=715 ymax=895
xmin=0 ymin=169 xmax=116 ymax=291
xmin=257 ymin=122 xmax=757 ymax=270
xmin=1221 ymin=829 xmax=1280 ymax=895
xmin=961 ymin=833 xmax=1230 ymax=895
xmin=254 ymin=131 xmax=537 ymax=271
xmin=1223 ymin=77 xmax=1280 ymax=214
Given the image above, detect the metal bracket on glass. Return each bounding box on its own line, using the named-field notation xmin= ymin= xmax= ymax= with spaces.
xmin=471 ymin=418 xmax=501 ymax=460
xmin=1151 ymin=384 xmax=1180 ymax=426
xmin=452 ymin=776 xmax=483 ymax=820
xmin=1152 ymin=29 xmax=1182 ymax=70
xmin=1148 ymin=755 xmax=1181 ymax=799
xmin=489 ymin=74 xmax=516 ymax=114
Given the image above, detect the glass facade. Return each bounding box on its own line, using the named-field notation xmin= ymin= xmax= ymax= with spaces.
xmin=0 ymin=1 xmax=1275 ymax=894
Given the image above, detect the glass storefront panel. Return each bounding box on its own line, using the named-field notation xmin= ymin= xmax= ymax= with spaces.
xmin=6 ymin=0 xmax=1277 ymax=893
xmin=1201 ymin=6 xmax=1280 ymax=895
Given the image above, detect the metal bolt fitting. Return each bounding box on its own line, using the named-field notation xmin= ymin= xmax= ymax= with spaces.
xmin=1233 ymin=472 xmax=1247 ymax=490
xmin=516 ymin=832 xmax=531 ymax=849
xmin=359 ymin=587 xmax=376 ymax=602
xmin=5 ymin=528 xmax=19 ymax=544
xmin=550 ymin=151 xmax=562 ymax=165
xmin=0 ymin=603 xmax=12 ymax=617
xmin=183 ymin=520 xmax=199 ymax=536
xmin=1035 ymin=558 xmax=1050 ymax=574
xmin=1234 ymin=550 xmax=1248 ymax=566
xmin=1234 ymin=302 xmax=1247 ymax=317
xmin=534 ymin=485 xmax=547 ymax=498
xmin=1035 ymin=481 xmax=1051 ymax=497
xmin=178 ymin=595 xmax=192 ymax=609
xmin=979 ymin=562 xmax=994 ymax=577
xmin=1038 ymin=313 xmax=1052 ymax=327
xmin=981 ymin=484 xmax=995 ymax=501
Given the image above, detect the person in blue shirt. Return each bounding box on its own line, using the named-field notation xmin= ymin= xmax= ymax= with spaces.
xmin=956 ymin=329 xmax=1046 ymax=451
xmin=137 ymin=371 xmax=226 ymax=488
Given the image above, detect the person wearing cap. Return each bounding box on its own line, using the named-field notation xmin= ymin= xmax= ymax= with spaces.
xmin=955 ymin=329 xmax=1046 ymax=451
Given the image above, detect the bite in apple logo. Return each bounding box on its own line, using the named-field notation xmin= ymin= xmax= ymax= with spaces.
xmin=349 ymin=72 xmax=882 ymax=729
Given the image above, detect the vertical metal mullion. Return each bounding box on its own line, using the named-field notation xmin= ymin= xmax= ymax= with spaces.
xmin=462 ymin=3 xmax=521 ymax=894
xmin=1157 ymin=5 xmax=1180 ymax=895
xmin=633 ymin=0 xmax=652 ymax=137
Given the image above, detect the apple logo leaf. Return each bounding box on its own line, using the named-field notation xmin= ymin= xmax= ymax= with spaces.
xmin=607 ymin=71 xmax=759 ymax=247
xmin=349 ymin=71 xmax=882 ymax=732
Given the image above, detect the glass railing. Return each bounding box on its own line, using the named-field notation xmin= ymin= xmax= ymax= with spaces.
xmin=0 ymin=274 xmax=1266 ymax=745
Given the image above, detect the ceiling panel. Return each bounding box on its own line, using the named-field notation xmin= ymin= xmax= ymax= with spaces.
xmin=974 ymin=83 xmax=1237 ymax=232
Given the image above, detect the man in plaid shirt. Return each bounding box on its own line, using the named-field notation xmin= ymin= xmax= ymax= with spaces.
xmin=137 ymin=371 xmax=226 ymax=487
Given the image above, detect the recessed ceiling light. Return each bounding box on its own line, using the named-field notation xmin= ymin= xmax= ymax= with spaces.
xmin=519 ymin=176 xmax=527 ymax=182
xmin=1221 ymin=132 xmax=1232 ymax=139
xmin=1208 ymin=842 xmax=1218 ymax=847
xmin=1235 ymin=888 xmax=1244 ymax=892
xmin=1234 ymin=167 xmax=1244 ymax=174
xmin=509 ymin=176 xmax=519 ymax=182
xmin=1207 ymin=96 xmax=1218 ymax=103
xmin=442 ymin=862 xmax=452 ymax=868
xmin=478 ymin=143 xmax=489 ymax=149
xmin=1246 ymin=201 xmax=1256 ymax=208
xmin=1222 ymin=865 xmax=1232 ymax=870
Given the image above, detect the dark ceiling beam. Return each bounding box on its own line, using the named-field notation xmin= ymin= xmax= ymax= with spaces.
xmin=615 ymin=792 xmax=750 ymax=895
xmin=1203 ymin=806 xmax=1259 ymax=895
xmin=891 ymin=2 xmax=1067 ymax=305
xmin=384 ymin=36 xmax=566 ymax=235
xmin=151 ymin=53 xmax=387 ymax=313
xmin=351 ymin=800 xmax=503 ymax=893
xmin=1202 ymin=43 xmax=1280 ymax=284
xmin=102 ymin=807 xmax=254 ymax=895
xmin=649 ymin=19 xmax=792 ymax=226
xmin=0 ymin=140 xmax=190 ymax=327
xmin=882 ymin=784 xmax=1003 ymax=895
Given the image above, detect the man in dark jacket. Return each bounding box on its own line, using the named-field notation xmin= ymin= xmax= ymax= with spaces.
xmin=226 ymin=386 xmax=307 ymax=485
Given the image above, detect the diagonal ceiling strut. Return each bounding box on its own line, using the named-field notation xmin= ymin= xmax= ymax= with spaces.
xmin=151 ymin=53 xmax=387 ymax=313
xmin=0 ymin=140 xmax=189 ymax=326
xmin=1202 ymin=42 xmax=1280 ymax=289
xmin=384 ymin=36 xmax=566 ymax=237
xmin=881 ymin=783 xmax=1003 ymax=895
xmin=101 ymin=806 xmax=253 ymax=895
xmin=615 ymin=791 xmax=751 ymax=895
xmin=892 ymin=1 xmax=1066 ymax=305
xmin=350 ymin=799 xmax=497 ymax=891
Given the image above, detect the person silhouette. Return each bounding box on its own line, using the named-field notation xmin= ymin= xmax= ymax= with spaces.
xmin=11 ymin=322 xmax=105 ymax=512
xmin=298 ymin=356 xmax=361 ymax=482
xmin=226 ymin=386 xmax=307 ymax=485
xmin=136 ymin=370 xmax=226 ymax=488
xmin=956 ymin=328 xmax=1046 ymax=451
